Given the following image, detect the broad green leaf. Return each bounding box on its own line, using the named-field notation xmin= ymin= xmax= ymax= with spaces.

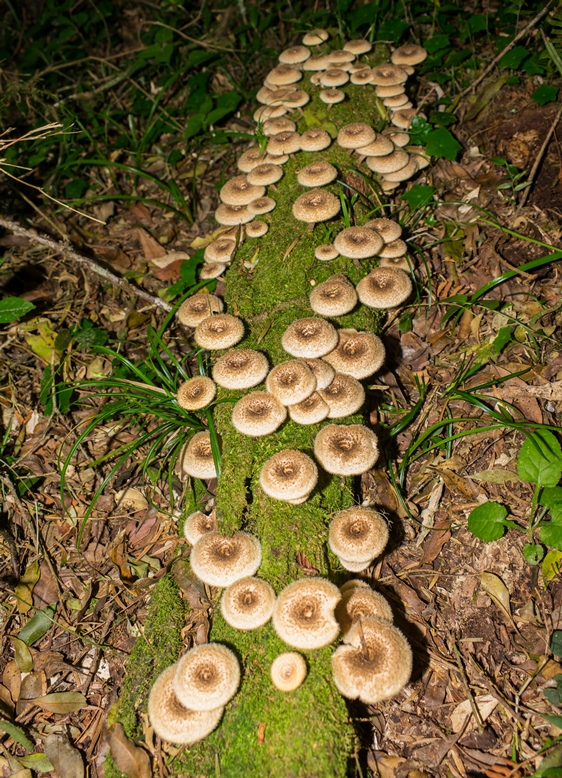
xmin=17 ymin=604 xmax=55 ymax=646
xmin=425 ymin=128 xmax=462 ymax=160
xmin=401 ymin=185 xmax=435 ymax=210
xmin=539 ymin=523 xmax=562 ymax=551
xmin=545 ymin=676 xmax=562 ymax=705
xmin=499 ymin=45 xmax=529 ymax=69
xmin=523 ymin=544 xmax=544 ymax=565
xmin=33 ymin=692 xmax=87 ymax=714
xmin=533 ymin=85 xmax=559 ymax=105
xmin=19 ymin=753 xmax=54 ymax=773
xmin=518 ymin=430 xmax=562 ymax=487
xmin=541 ymin=487 xmax=562 ymax=523
xmin=10 ymin=636 xmax=33 ymax=672
xmin=467 ymin=502 xmax=508 ymax=541
xmin=0 ymin=297 xmax=35 ymax=324
xmin=551 ymin=631 xmax=562 ymax=658
xmin=543 ymin=550 xmax=562 ymax=587
xmin=0 ymin=719 xmax=34 ymax=751
xmin=425 ymin=34 xmax=451 ymax=54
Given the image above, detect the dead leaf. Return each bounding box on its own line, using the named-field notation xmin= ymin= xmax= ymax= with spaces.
xmin=115 ymin=488 xmax=148 ymax=513
xmin=136 ymin=228 xmax=166 ymax=260
xmin=44 ymin=733 xmax=85 ymax=778
xmin=421 ymin=519 xmax=451 ymax=564
xmin=33 ymin=691 xmax=88 ymax=714
xmin=480 ymin=572 xmax=513 ymax=625
xmin=451 ymin=694 xmax=498 ymax=732
xmin=470 ymin=469 xmax=521 ymax=484
xmin=107 ymin=722 xmax=152 ymax=778
xmin=149 ymin=250 xmax=190 ymax=268
xmin=257 ymin=722 xmax=266 ymax=744
xmin=15 ymin=560 xmax=41 ymax=614
xmin=416 ymin=479 xmax=444 ymax=546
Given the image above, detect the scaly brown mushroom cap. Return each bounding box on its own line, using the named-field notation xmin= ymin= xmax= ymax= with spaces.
xmin=221 ymin=576 xmax=276 ymax=630
xmin=302 ymin=28 xmax=329 ymax=46
xmin=363 ymin=218 xmax=402 ymax=244
xmin=309 ymin=274 xmax=357 ymax=317
xmin=247 ymin=163 xmax=284 ymax=186
xmin=319 ymin=373 xmax=365 ymax=419
xmin=356 ymin=267 xmax=412 ymax=309
xmin=148 ymin=664 xmax=223 ymax=744
xmin=336 ymin=583 xmax=393 ymax=635
xmin=248 ymin=196 xmax=276 ymax=216
xmin=279 ymin=45 xmax=311 ymax=64
xmin=212 ymin=349 xmax=269 ymax=390
xmin=194 ymin=314 xmax=244 ymax=350
xmin=190 ymin=530 xmax=262 ymax=587
xmin=315 ymin=243 xmax=339 ymax=261
xmin=262 ymin=115 xmax=296 ymax=134
xmin=329 ymin=507 xmax=389 ymax=563
xmin=200 ymin=263 xmax=226 ymax=280
xmin=237 ymin=147 xmax=269 ymax=172
xmin=370 ymin=63 xmax=408 ymax=86
xmin=215 ymin=203 xmax=254 ymax=226
xmin=300 ymin=128 xmax=332 ymax=151
xmin=333 ymin=226 xmax=383 ymax=259
xmin=343 ymin=39 xmax=372 ymax=55
xmin=273 ymin=578 xmax=341 ymax=649
xmin=331 ymin=615 xmax=412 ymax=704
xmin=319 ymin=88 xmax=345 ymax=105
xmin=358 ymin=136 xmax=395 ymax=157
xmin=297 ymin=161 xmax=338 ymax=188
xmin=282 ymin=317 xmax=338 ymax=358
xmin=177 ymin=293 xmax=224 ymax=328
xmin=231 ymin=391 xmax=287 ymax=436
xmin=379 ymin=238 xmax=407 ymax=259
xmin=302 ymin=358 xmax=336 ymax=390
xmin=313 ymin=424 xmax=379 ymax=476
xmin=266 ymin=360 xmax=317 ymax=406
xmin=204 ymin=238 xmax=236 ymax=263
xmin=183 ymin=510 xmax=217 ymax=545
xmin=328 ymin=49 xmax=355 ymax=65
xmin=220 ymin=176 xmax=265 ymax=206
xmin=337 ymin=122 xmax=376 ymax=149
xmin=182 ymin=431 xmax=218 ymax=480
xmin=391 ymin=43 xmax=428 ymax=66
xmin=245 ymin=220 xmax=269 ymax=238
xmin=382 ymin=157 xmax=419 ymax=182
xmin=270 ymin=652 xmax=307 ymax=691
xmin=366 ymin=150 xmax=410 ymax=175
xmin=380 ymin=255 xmax=410 ymax=272
xmin=177 ymin=376 xmax=217 ymax=411
xmin=323 ymin=328 xmax=385 ymax=380
xmin=302 ymin=53 xmax=331 ymax=72
xmin=320 ymin=68 xmax=349 ymax=88
xmin=292 ymin=189 xmax=341 ymax=223
xmin=266 ymin=64 xmax=303 ymax=86
xmin=288 ymin=392 xmax=330 ymax=425
xmin=283 ymin=90 xmax=310 ymax=109
xmin=267 ymin=131 xmax=301 ymax=156
xmin=375 ymin=83 xmax=406 ymax=97
xmin=174 ymin=643 xmax=241 ymax=711
xmin=391 ymin=108 xmax=420 ymax=130
xmin=260 ymin=449 xmax=318 ymax=502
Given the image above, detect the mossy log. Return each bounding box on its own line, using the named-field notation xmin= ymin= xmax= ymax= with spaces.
xmin=112 ymin=44 xmax=399 ymax=778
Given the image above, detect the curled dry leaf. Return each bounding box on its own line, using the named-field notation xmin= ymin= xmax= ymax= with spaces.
xmin=115 ymin=488 xmax=149 ymax=512
xmin=480 ymin=572 xmax=512 ymax=624
xmin=44 ymin=734 xmax=85 ymax=778
xmin=107 ymin=722 xmax=152 ymax=778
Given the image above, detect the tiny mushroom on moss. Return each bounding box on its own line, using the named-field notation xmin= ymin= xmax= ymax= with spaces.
xmin=247 ymin=163 xmax=284 ymax=186
xmin=323 ymin=328 xmax=385 ymax=379
xmin=174 ymin=643 xmax=241 ymax=711
xmin=204 ymin=238 xmax=236 ymax=264
xmin=288 ymin=392 xmax=330 ymax=425
xmin=182 ymin=431 xmax=218 ymax=480
xmin=279 ymin=45 xmax=311 ymax=64
xmin=300 ymin=128 xmax=332 ymax=152
xmin=194 ymin=314 xmax=244 ymax=350
xmin=231 ymin=391 xmax=287 ymax=436
xmin=245 ymin=221 xmax=269 ymax=238
xmin=313 ymin=423 xmax=379 ymax=476
xmin=215 ymin=203 xmax=254 ymax=226
xmin=302 ymin=358 xmax=335 ymax=390
xmin=177 ymin=294 xmax=224 ymax=328
xmin=302 ymin=29 xmax=329 ymax=46
xmin=333 ymin=226 xmax=383 ymax=259
xmin=309 ymin=274 xmax=357 ymax=317
xmin=319 ymin=372 xmax=365 ymax=419
xmin=271 ymin=652 xmax=307 ymax=692
xmin=297 ymin=161 xmax=338 ymax=188
xmin=337 ymin=123 xmax=376 ymax=150
xmin=391 ymin=43 xmax=428 ymax=67
xmin=220 ymin=176 xmax=265 ymax=206
xmin=319 ymin=88 xmax=345 ymax=105
xmin=212 ymin=349 xmax=269 ymax=390
xmin=265 ymin=360 xmax=317 ymax=406
xmin=356 ymin=267 xmax=412 ymax=309
xmin=336 ymin=582 xmax=394 ymax=636
xmin=363 ymin=218 xmax=402 ymax=244
xmin=292 ymin=189 xmax=341 ymax=224
xmin=221 ymin=577 xmax=276 ymax=630
xmin=272 ymin=578 xmax=341 ymax=650
xmin=343 ymin=39 xmax=372 ymax=55
xmin=329 ymin=507 xmax=389 ymax=564
xmin=282 ymin=317 xmax=338 ymax=358
xmin=183 ymin=510 xmax=217 ymax=545
xmin=259 ymin=449 xmax=318 ymax=503
xmin=177 ymin=376 xmax=217 ymax=411
xmin=190 ymin=530 xmax=262 ymax=587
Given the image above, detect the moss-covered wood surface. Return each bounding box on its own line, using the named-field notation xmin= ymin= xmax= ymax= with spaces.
xmin=111 ymin=43 xmax=399 ymax=778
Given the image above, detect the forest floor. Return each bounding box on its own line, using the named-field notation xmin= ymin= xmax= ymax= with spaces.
xmin=1 ymin=12 xmax=562 ymax=778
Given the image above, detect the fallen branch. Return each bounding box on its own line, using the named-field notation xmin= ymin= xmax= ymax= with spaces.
xmin=0 ymin=217 xmax=173 ymax=312
xmin=516 ymin=102 xmax=562 ymax=213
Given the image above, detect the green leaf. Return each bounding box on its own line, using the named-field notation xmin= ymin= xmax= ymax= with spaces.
xmin=493 ymin=326 xmax=512 ymax=354
xmin=425 ymin=128 xmax=462 ymax=160
xmin=19 ymin=752 xmax=54 ymax=772
xmin=429 ymin=111 xmax=457 ymax=127
xmin=0 ymin=718 xmax=34 ymax=751
xmin=0 ymin=297 xmax=36 ymax=324
xmin=543 ymin=550 xmax=562 ymax=586
xmin=10 ymin=636 xmax=33 ymax=672
xmin=34 ymin=692 xmax=88 ymax=714
xmin=401 ymin=185 xmax=435 ymax=210
xmin=539 ymin=523 xmax=562 ymax=551
xmin=425 ymin=34 xmax=451 ymax=54
xmin=533 ymin=85 xmax=559 ymax=106
xmin=499 ymin=46 xmax=529 ymax=69
xmin=17 ymin=604 xmax=55 ymax=646
xmin=541 ymin=487 xmax=562 ymax=523
xmin=545 ymin=675 xmax=562 ymax=705
xmin=522 ymin=543 xmax=544 ymax=565
xmin=551 ymin=632 xmax=562 ymax=658
xmin=542 ymin=713 xmax=562 ymax=729
xmin=518 ymin=430 xmax=562 ymax=487
xmin=467 ymin=502 xmax=508 ymax=541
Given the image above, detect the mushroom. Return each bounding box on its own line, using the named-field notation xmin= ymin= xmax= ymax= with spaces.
xmin=302 ymin=29 xmax=329 ymax=46
xmin=356 ymin=267 xmax=412 ymax=309
xmin=212 ymin=349 xmax=269 ymax=390
xmin=259 ymin=449 xmax=318 ymax=503
xmin=177 ymin=376 xmax=217 ymax=411
xmin=266 ymin=64 xmax=303 ymax=86
xmin=382 ymin=157 xmax=419 ymax=183
xmin=357 ymin=136 xmax=395 ymax=158
xmin=183 ymin=510 xmax=217 ymax=545
xmin=379 ymin=239 xmax=407 ymax=259
xmin=337 ymin=123 xmax=376 ymax=150
xmin=365 ymin=150 xmax=410 ymax=175
xmin=363 ymin=218 xmax=402 ymax=244
xmin=343 ymin=39 xmax=372 ymax=55
xmin=370 ymin=63 xmax=408 ymax=87
xmin=220 ymin=176 xmax=265 ymax=206
xmin=297 ymin=161 xmax=338 ymax=188
xmin=237 ymin=147 xmax=269 ymax=172
xmin=333 ymin=226 xmax=383 ymax=259
xmin=279 ymin=45 xmax=311 ymax=65
xmin=190 ymin=530 xmax=262 ymax=587
xmin=329 ymin=507 xmax=389 ymax=564
xmin=272 ymin=578 xmax=341 ymax=649
xmin=314 ymin=243 xmax=339 ymax=261
xmin=174 ymin=643 xmax=240 ymax=711
xmin=331 ymin=616 xmax=412 ymax=704
xmin=282 ymin=90 xmax=310 ymax=109
xmin=204 ymin=238 xmax=236 ymax=264
xmin=194 ymin=314 xmax=244 ymax=350
xmin=319 ymin=88 xmax=345 ymax=105
xmin=302 ymin=358 xmax=335 ymax=390
xmin=288 ymin=392 xmax=330 ymax=425
xmin=270 ymin=652 xmax=307 ymax=692
xmin=148 ymin=664 xmax=223 ymax=744
xmin=336 ymin=582 xmax=393 ymax=636
xmin=248 ymin=196 xmax=276 ymax=216
xmin=215 ymin=203 xmax=254 ymax=226
xmin=350 ymin=69 xmax=374 ymax=85
xmin=391 ymin=43 xmax=428 ymax=67
xmin=267 ymin=131 xmax=301 ymax=156
xmin=323 ymin=328 xmax=385 ymax=379
xmin=319 ymin=69 xmax=349 ymax=88
xmin=309 ymin=274 xmax=357 ymax=317
xmin=300 ymin=129 xmax=332 ymax=152
xmin=313 ymin=424 xmax=379 ymax=476
xmin=245 ymin=221 xmax=269 ymax=238
xmin=265 ymin=360 xmax=317 ymax=406
xmin=247 ymin=163 xmax=284 ymax=186
xmin=254 ymin=104 xmax=288 ymax=121
xmin=380 ymin=255 xmax=410 ymax=272
xmin=221 ymin=576 xmax=276 ymax=630
xmin=292 ymin=189 xmax=341 ymax=224
xmin=177 ymin=294 xmax=224 ymax=328
xmin=262 ymin=117 xmax=297 ymax=136
xmin=319 ymin=373 xmax=365 ymax=419
xmin=231 ymin=391 xmax=287 ymax=436
xmin=384 ymin=94 xmax=411 ymax=110
xmin=302 ymin=54 xmax=331 ymax=72
xmin=182 ymin=431 xmax=218 ymax=480
xmin=328 ymin=50 xmax=355 ymax=66
xmin=282 ymin=317 xmax=338 ymax=358
xmin=391 ymin=108 xmax=421 ymax=130
xmin=200 ymin=263 xmax=226 ymax=280
xmin=385 ymin=130 xmax=410 ymax=147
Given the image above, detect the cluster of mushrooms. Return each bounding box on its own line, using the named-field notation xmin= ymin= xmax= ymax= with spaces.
xmin=147 ymin=30 xmax=428 ymax=748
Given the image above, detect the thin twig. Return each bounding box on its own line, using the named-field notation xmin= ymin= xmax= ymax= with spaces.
xmin=516 ymin=102 xmax=562 ymax=213
xmin=453 ymin=644 xmax=485 ymax=733
xmin=460 ymin=0 xmax=555 ymax=98
xmin=0 ymin=218 xmax=173 ymax=312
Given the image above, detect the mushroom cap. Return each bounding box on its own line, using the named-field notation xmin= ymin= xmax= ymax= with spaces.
xmin=182 ymin=431 xmax=218 ymax=480
xmin=382 ymin=157 xmax=419 ymax=182
xmin=288 ymin=392 xmax=330 ymax=425
xmin=174 ymin=643 xmax=240 ymax=711
xmin=212 ymin=349 xmax=269 ymax=390
xmin=247 ymin=163 xmax=284 ymax=186
xmin=331 ymin=616 xmax=412 ymax=703
xmin=302 ymin=358 xmax=336 ymax=390
xmin=319 ymin=88 xmax=345 ymax=104
xmin=237 ymin=147 xmax=269 ymax=172
xmin=200 ymin=263 xmax=226 ymax=280
xmin=220 ymin=176 xmax=265 ymax=206
xmin=350 ymin=69 xmax=374 ymax=85
xmin=328 ymin=49 xmax=355 ymax=65
xmin=375 ymin=83 xmax=406 ymax=97
xmin=215 ymin=203 xmax=254 ymax=226
xmin=297 ymin=161 xmax=338 ymax=188
xmin=245 ymin=220 xmax=269 ymax=238
xmin=336 ymin=584 xmax=393 ymax=635
xmin=262 ymin=116 xmax=297 ymax=135
xmin=385 ymin=130 xmax=410 ymax=147
xmin=323 ymin=328 xmax=385 ymax=380
xmin=190 ymin=530 xmax=262 ymax=587
xmin=302 ymin=28 xmax=329 ymax=46
xmin=329 ymin=507 xmax=389 ymax=562
xmin=231 ymin=391 xmax=287 ymax=436
xmin=391 ymin=108 xmax=420 ymax=130
xmin=177 ymin=294 xmax=224 ymax=327
xmin=266 ymin=360 xmax=317 ymax=406
xmin=282 ymin=90 xmax=310 ymax=109
xmin=248 ymin=196 xmax=276 ymax=216
xmin=363 ymin=218 xmax=402 ymax=244
xmin=356 ymin=267 xmax=412 ymax=309
xmin=184 ymin=510 xmax=217 ymax=545
xmin=370 ymin=63 xmax=408 ymax=86
xmin=391 ymin=43 xmax=428 ymax=66
xmin=271 ymin=652 xmax=307 ymax=691
xmin=194 ymin=314 xmax=244 ymax=350
xmin=177 ymin=376 xmax=217 ymax=411
xmin=337 ymin=123 xmax=376 ymax=149
xmin=320 ymin=68 xmax=349 ymax=88
xmin=358 ymin=136 xmax=395 ymax=157
xmin=254 ymin=103 xmax=288 ymax=121
xmin=259 ymin=449 xmax=318 ymax=502
xmin=406 ymin=144 xmax=431 ymax=170
xmin=272 ymin=578 xmax=341 ymax=649
xmin=366 ymin=150 xmax=410 ymax=174
xmin=338 ymin=557 xmax=373 ymax=572
xmin=343 ymin=39 xmax=372 ymax=55
xmin=384 ymin=93 xmax=410 ymax=109
xmin=148 ymin=664 xmax=223 ymax=744
xmin=333 ymin=226 xmax=383 ymax=259
xmin=302 ymin=53 xmax=331 ymax=71
xmin=313 ymin=423 xmax=379 ymax=476
xmin=309 ymin=274 xmax=357 ymax=317
xmin=282 ymin=317 xmax=338 ymax=358
xmin=267 ymin=64 xmax=303 ymax=85
xmin=279 ymin=45 xmax=311 ymax=64
xmin=319 ymin=372 xmax=365 ymax=419
xmin=315 ymin=243 xmax=339 ymax=261
xmin=267 ymin=131 xmax=301 ymax=155
xmin=221 ymin=576 xmax=276 ymax=630
xmin=204 ymin=238 xmax=236 ymax=264
xmin=379 ymin=238 xmax=407 ymax=258
xmin=300 ymin=128 xmax=332 ymax=151
xmin=292 ymin=189 xmax=341 ymax=223
xmin=380 ymin=255 xmax=410 ymax=272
